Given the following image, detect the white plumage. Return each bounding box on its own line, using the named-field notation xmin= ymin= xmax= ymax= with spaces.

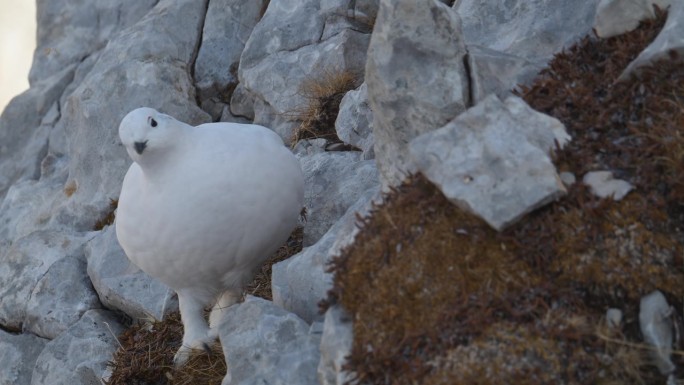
xmin=115 ymin=107 xmax=304 ymax=365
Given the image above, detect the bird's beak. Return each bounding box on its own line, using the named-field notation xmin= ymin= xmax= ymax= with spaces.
xmin=134 ymin=141 xmax=148 ymax=155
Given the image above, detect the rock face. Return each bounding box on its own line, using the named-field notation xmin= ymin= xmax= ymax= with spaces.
xmin=0 ymin=231 xmax=93 ymax=332
xmin=300 ymin=151 xmax=379 ymax=246
xmin=366 ymin=0 xmax=469 ymax=188
xmin=409 ymin=95 xmax=570 ymax=231
xmin=31 ymin=309 xmax=125 ymax=385
xmin=194 ymin=0 xmax=267 ymax=104
xmin=0 ymin=330 xmax=47 ymax=385
xmin=219 ymin=296 xmax=321 ymax=385
xmin=0 ymin=0 xmax=676 ymax=383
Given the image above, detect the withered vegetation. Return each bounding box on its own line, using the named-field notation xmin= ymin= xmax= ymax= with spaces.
xmin=326 ymin=8 xmax=684 ymax=385
xmin=106 ymin=228 xmax=303 ymax=385
xmin=290 ymin=69 xmax=361 ymax=145
xmin=94 ymin=199 xmax=118 ymax=231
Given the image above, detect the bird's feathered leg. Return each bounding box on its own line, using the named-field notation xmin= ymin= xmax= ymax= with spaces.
xmin=174 ymin=290 xmax=212 ymax=367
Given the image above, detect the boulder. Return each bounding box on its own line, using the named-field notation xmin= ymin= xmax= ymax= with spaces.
xmin=86 ymin=225 xmax=178 ymax=322
xmin=0 ymin=330 xmax=48 ymax=385
xmin=273 ymin=187 xmax=379 ymax=323
xmin=334 ymin=82 xmax=375 ymax=159
xmin=30 ymin=309 xmax=125 ymax=385
xmin=409 ymin=94 xmax=569 ymax=231
xmin=219 ymin=296 xmax=321 ymax=385
xmin=299 ymin=151 xmax=379 ymax=246
xmin=366 ymin=0 xmax=469 ymax=188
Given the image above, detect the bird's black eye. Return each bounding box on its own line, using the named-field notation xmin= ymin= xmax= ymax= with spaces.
xmin=150 ymin=118 xmax=158 ymax=127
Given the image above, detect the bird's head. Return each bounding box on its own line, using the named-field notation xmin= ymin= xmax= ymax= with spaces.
xmin=119 ymin=107 xmax=185 ymax=166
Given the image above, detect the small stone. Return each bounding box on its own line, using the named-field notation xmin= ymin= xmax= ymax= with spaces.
xmin=582 ymin=171 xmax=633 ymax=201
xmin=560 ymin=172 xmax=577 ymax=187
xmin=606 ymin=308 xmax=623 ymax=328
xmin=639 ymin=290 xmax=675 ymax=374
xmin=594 ymin=0 xmax=656 ymax=38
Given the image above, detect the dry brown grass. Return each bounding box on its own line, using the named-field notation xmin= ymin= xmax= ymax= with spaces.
xmin=93 ymin=199 xmax=118 ymax=231
xmin=290 ymin=69 xmax=361 ymax=146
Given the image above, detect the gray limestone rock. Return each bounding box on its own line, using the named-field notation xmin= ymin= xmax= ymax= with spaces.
xmin=194 ymin=0 xmax=267 ymax=103
xmin=318 ymin=305 xmax=354 ymax=385
xmin=620 ymin=0 xmax=684 ymax=80
xmin=458 ymin=0 xmax=599 ymax=65
xmin=409 ymin=94 xmax=569 ymax=231
xmin=86 ymin=225 xmax=177 ymax=322
xmin=582 ymin=171 xmax=634 ymax=201
xmin=335 ymin=82 xmax=375 ymax=159
xmin=0 ymin=330 xmax=48 ymax=385
xmin=24 ymin=255 xmax=101 ymax=339
xmin=272 ymin=187 xmax=379 ymax=323
xmin=30 ymin=309 xmax=125 ymax=385
xmin=299 ymin=151 xmax=379 ymax=246
xmin=238 ymin=0 xmax=372 ymax=140
xmin=0 ymin=65 xmax=75 ymax=200
xmin=219 ymin=296 xmax=321 ymax=385
xmin=0 ymin=231 xmax=89 ymax=331
xmin=467 ymin=45 xmax=543 ymax=104
xmin=58 ymin=0 xmax=211 ymax=231
xmin=30 ymin=0 xmax=158 ymax=84
xmin=366 ymin=0 xmax=469 ymax=188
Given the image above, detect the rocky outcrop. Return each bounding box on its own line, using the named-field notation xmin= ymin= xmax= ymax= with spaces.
xmin=366 ymin=0 xmax=469 ymax=188
xmin=0 ymin=0 xmax=679 ymax=383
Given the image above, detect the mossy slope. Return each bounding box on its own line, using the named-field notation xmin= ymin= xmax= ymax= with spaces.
xmin=327 ymin=9 xmax=684 ymax=385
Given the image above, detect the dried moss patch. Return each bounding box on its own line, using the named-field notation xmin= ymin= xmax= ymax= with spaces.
xmin=327 ymin=9 xmax=684 ymax=385
xmin=107 ymin=228 xmax=303 ymax=385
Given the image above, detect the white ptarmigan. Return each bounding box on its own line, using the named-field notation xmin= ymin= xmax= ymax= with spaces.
xmin=115 ymin=107 xmax=304 ymax=365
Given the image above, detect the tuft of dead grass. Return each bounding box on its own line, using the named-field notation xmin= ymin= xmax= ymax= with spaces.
xmin=94 ymin=199 xmax=118 ymax=231
xmin=106 ymin=228 xmax=304 ymax=384
xmin=326 ymin=8 xmax=683 ymax=385
xmin=290 ymin=69 xmax=361 ymax=146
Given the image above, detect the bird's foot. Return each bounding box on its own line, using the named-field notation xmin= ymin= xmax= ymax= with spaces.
xmin=173 ymin=338 xmax=213 ymax=368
